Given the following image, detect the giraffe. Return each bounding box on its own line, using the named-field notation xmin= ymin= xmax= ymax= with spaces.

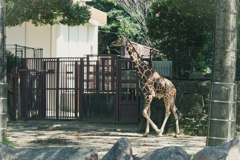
xmin=110 ymin=35 xmax=180 ymax=137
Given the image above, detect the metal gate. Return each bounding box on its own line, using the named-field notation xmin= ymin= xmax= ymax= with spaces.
xmin=116 ymin=59 xmax=140 ymax=124
xmin=13 ymin=55 xmax=142 ymax=123
xmin=20 ymin=58 xmax=84 ymax=120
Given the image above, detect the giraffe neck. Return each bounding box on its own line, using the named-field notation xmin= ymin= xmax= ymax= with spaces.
xmin=125 ymin=40 xmax=143 ymax=66
xmin=124 ymin=39 xmax=156 ymax=82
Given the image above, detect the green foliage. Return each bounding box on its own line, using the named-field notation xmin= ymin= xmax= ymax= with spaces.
xmin=190 ymin=154 xmax=195 ymax=158
xmin=6 ymin=50 xmax=22 ymax=74
xmin=5 ymin=0 xmax=90 ymax=27
xmin=33 ymin=138 xmax=66 ymax=144
xmin=146 ymin=0 xmax=214 ymax=75
xmin=181 ymin=111 xmax=208 ymax=136
xmin=87 ymin=0 xmax=144 ymax=54
xmin=0 ymin=135 xmax=18 ymax=147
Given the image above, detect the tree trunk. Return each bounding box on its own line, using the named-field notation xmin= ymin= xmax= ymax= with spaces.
xmin=0 ymin=0 xmax=7 ymax=142
xmin=206 ymin=0 xmax=238 ymax=146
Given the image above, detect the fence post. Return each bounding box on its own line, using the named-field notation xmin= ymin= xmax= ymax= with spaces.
xmin=102 ymin=58 xmax=105 ymax=91
xmin=96 ymin=60 xmax=99 ymax=93
xmin=34 ymin=49 xmax=36 ymax=58
xmin=20 ymin=58 xmax=27 ymax=119
xmin=15 ymin=44 xmax=17 ymax=66
xmin=24 ymin=46 xmax=26 ymax=58
xmin=87 ymin=55 xmax=89 ymax=92
xmin=56 ymin=58 xmax=59 ymax=120
xmin=11 ymin=67 xmax=19 ymax=120
xmin=75 ymin=61 xmax=78 ymax=118
xmin=115 ymin=58 xmax=119 ymax=124
xmin=79 ymin=58 xmax=84 ymax=120
xmin=111 ymin=55 xmax=115 ymax=93
xmin=43 ymin=61 xmax=46 ymax=118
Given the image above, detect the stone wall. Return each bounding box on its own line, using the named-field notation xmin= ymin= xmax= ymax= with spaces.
xmin=139 ymin=80 xmax=240 ymax=136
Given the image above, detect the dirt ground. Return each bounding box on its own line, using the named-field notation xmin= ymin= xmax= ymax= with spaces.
xmin=6 ymin=120 xmax=206 ymax=159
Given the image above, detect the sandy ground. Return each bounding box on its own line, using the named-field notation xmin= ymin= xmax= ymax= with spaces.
xmin=6 ymin=120 xmax=206 ymax=159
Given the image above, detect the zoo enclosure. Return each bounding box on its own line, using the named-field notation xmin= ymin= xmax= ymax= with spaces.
xmin=12 ymin=55 xmax=142 ymax=123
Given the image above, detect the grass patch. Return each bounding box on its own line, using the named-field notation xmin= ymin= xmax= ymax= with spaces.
xmin=190 ymin=154 xmax=195 ymax=158
xmin=0 ymin=135 xmax=18 ymax=147
xmin=33 ymin=138 xmax=68 ymax=145
xmin=46 ymin=138 xmax=59 ymax=143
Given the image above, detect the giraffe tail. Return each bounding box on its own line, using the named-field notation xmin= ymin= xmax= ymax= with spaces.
xmin=176 ymin=110 xmax=182 ymax=120
xmin=165 ymin=109 xmax=182 ymax=128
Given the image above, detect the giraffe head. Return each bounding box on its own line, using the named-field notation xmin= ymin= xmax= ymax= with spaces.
xmin=110 ymin=35 xmax=127 ymax=47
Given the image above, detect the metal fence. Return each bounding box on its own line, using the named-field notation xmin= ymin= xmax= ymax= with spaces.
xmin=13 ymin=55 xmax=118 ymax=120
xmin=152 ymin=46 xmax=213 ymax=79
xmin=6 ymin=44 xmax=43 ymax=69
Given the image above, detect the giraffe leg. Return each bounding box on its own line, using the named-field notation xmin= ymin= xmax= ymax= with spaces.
xmin=156 ymin=96 xmax=171 ymax=136
xmin=171 ymin=105 xmax=180 ymax=138
xmin=144 ymin=107 xmax=151 ymax=137
xmin=142 ymin=96 xmax=161 ymax=135
xmin=157 ymin=108 xmax=171 ymax=136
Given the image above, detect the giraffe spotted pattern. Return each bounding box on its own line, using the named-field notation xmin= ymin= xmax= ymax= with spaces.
xmin=110 ymin=35 xmax=180 ymax=137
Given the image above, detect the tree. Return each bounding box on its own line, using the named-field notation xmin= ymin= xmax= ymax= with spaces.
xmin=116 ymin=0 xmax=156 ymax=47
xmin=0 ymin=0 xmax=7 ymax=142
xmin=5 ymin=0 xmax=90 ymax=27
xmin=206 ymin=0 xmax=238 ymax=146
xmin=87 ymin=0 xmax=144 ymax=54
xmin=146 ymin=0 xmax=215 ymax=76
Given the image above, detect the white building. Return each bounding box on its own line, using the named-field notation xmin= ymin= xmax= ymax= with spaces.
xmin=6 ymin=0 xmax=107 ymax=58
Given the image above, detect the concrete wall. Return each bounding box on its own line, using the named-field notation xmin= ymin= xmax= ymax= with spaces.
xmin=6 ymin=23 xmax=99 ymax=59
xmin=26 ymin=23 xmax=51 ymax=57
xmin=6 ymin=24 xmax=26 ymax=46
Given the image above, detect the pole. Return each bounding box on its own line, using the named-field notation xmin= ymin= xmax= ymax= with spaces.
xmin=0 ymin=0 xmax=7 ymax=142
xmin=206 ymin=0 xmax=238 ymax=146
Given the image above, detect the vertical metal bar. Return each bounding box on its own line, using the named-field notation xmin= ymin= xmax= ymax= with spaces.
xmin=79 ymin=58 xmax=84 ymax=120
xmin=36 ymin=59 xmax=38 ymax=120
xmin=66 ymin=59 xmax=68 ymax=119
xmin=87 ymin=55 xmax=90 ymax=92
xmin=62 ymin=60 xmax=65 ymax=119
xmin=111 ymin=55 xmax=114 ymax=93
xmin=34 ymin=49 xmax=36 ymax=58
xmin=228 ymin=84 xmax=233 ymax=142
xmin=75 ymin=61 xmax=78 ymax=118
xmin=15 ymin=44 xmax=17 ymax=67
xmin=12 ymin=67 xmax=18 ymax=120
xmin=136 ymin=61 xmax=140 ymax=123
xmin=115 ymin=59 xmax=119 ymax=124
xmin=21 ymin=59 xmax=27 ymax=119
xmin=207 ymin=82 xmax=214 ymax=146
xmin=53 ymin=59 xmax=55 ymax=119
xmin=24 ymin=46 xmax=26 ymax=58
xmin=43 ymin=61 xmax=46 ymax=118
xmin=96 ymin=61 xmax=99 ymax=93
xmin=56 ymin=58 xmax=59 ymax=120
xmin=102 ymin=59 xmax=105 ymax=92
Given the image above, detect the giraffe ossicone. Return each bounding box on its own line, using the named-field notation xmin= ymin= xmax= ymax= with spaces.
xmin=111 ymin=35 xmax=180 ymax=137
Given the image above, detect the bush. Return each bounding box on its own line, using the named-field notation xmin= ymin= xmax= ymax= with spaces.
xmin=6 ymin=50 xmax=22 ymax=74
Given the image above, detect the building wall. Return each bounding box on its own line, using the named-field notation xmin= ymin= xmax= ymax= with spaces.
xmin=6 ymin=24 xmax=26 ymax=46
xmin=25 ymin=23 xmax=51 ymax=58
xmin=6 ymin=22 xmax=99 ymax=58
